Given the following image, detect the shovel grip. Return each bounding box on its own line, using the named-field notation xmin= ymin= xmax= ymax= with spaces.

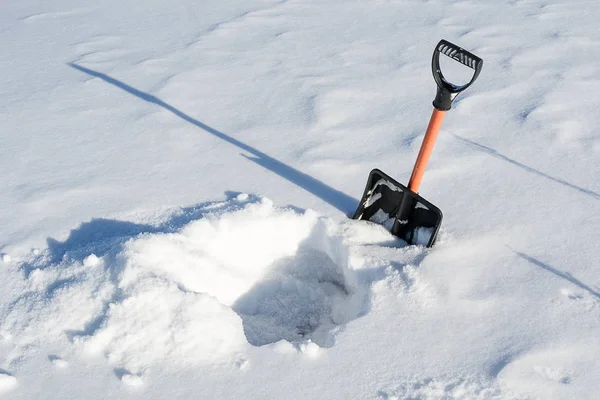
xmin=432 ymin=40 xmax=483 ymax=111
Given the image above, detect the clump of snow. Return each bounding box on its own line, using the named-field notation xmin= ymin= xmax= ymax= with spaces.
xmin=369 ymin=209 xmax=395 ymax=231
xmin=120 ymin=373 xmax=144 ymax=387
xmin=297 ymin=340 xmax=323 ymax=358
xmin=83 ymin=254 xmax=100 ymax=267
xmin=235 ymin=193 xmax=249 ymax=202
xmin=1 ymin=253 xmax=11 ymax=263
xmin=81 ymin=278 xmax=249 ymax=371
xmin=271 ymin=340 xmax=297 ymax=355
xmin=121 ymin=199 xmax=320 ymax=306
xmin=49 ymin=356 xmax=69 ymax=368
xmin=235 ymin=358 xmax=249 ymax=370
xmin=0 ymin=372 xmax=17 ymax=395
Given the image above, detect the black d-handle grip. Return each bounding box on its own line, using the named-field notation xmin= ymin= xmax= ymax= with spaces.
xmin=432 ymin=39 xmax=483 ymax=111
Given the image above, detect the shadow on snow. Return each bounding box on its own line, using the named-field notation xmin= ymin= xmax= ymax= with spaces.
xmin=68 ymin=63 xmax=357 ymax=216
xmin=454 ymin=134 xmax=600 ymax=200
xmin=512 ymin=248 xmax=600 ymax=299
xmin=22 ymin=192 xmax=371 ymax=347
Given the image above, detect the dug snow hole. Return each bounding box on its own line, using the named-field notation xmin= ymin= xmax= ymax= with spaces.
xmin=119 ymin=199 xmax=364 ymax=348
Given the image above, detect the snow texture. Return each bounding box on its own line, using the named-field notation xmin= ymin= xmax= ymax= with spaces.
xmin=2 ymin=0 xmax=600 ymax=398
xmin=0 ymin=372 xmax=17 ymax=395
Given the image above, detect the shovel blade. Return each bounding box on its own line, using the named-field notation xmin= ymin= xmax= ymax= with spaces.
xmin=352 ymin=169 xmax=442 ymax=247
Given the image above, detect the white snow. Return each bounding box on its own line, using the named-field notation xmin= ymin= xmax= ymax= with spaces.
xmin=6 ymin=199 xmax=364 ymax=376
xmin=49 ymin=356 xmax=69 ymax=369
xmin=82 ymin=254 xmax=100 ymax=267
xmin=370 ymin=208 xmax=396 ymax=231
xmin=119 ymin=373 xmax=144 ymax=388
xmin=2 ymin=0 xmax=600 ymax=398
xmin=0 ymin=372 xmax=17 ymax=395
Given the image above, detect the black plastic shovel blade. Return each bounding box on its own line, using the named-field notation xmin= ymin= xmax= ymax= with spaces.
xmin=352 ymin=169 xmax=442 ymax=247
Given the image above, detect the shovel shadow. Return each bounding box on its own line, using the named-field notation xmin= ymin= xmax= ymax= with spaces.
xmin=68 ymin=63 xmax=357 ymax=215
xmin=512 ymin=248 xmax=600 ymax=299
xmin=453 ymin=134 xmax=600 ymax=200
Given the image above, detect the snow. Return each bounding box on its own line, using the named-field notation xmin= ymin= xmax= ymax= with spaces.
xmin=82 ymin=254 xmax=99 ymax=267
xmin=120 ymin=373 xmax=144 ymax=388
xmin=0 ymin=372 xmax=17 ymax=395
xmin=2 ymin=0 xmax=600 ymax=398
xmin=7 ymin=198 xmax=364 ymax=377
xmin=49 ymin=356 xmax=69 ymax=369
xmin=370 ymin=208 xmax=396 ymax=231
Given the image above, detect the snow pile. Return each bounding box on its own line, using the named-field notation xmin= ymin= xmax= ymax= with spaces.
xmin=1 ymin=195 xmax=365 ymax=375
xmin=80 ymin=273 xmax=248 ymax=372
xmin=0 ymin=371 xmax=17 ymax=395
xmin=48 ymin=356 xmax=68 ymax=369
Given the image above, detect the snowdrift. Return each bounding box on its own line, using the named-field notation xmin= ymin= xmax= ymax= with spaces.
xmin=2 ymin=194 xmax=369 ymax=377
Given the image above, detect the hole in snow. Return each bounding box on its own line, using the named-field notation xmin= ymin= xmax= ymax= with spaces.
xmin=9 ymin=195 xmax=369 ymax=374
xmin=117 ymin=198 xmax=366 ymax=348
xmin=233 ymin=244 xmax=360 ymax=347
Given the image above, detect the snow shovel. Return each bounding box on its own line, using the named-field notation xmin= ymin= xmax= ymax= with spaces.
xmin=353 ymin=39 xmax=483 ymax=247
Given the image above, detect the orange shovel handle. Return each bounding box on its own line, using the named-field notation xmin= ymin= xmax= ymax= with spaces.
xmin=406 ymin=40 xmax=483 ymax=193
xmin=407 ymin=109 xmax=446 ymax=192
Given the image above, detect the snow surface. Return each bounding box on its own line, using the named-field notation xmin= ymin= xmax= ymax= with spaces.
xmin=2 ymin=0 xmax=600 ymax=398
